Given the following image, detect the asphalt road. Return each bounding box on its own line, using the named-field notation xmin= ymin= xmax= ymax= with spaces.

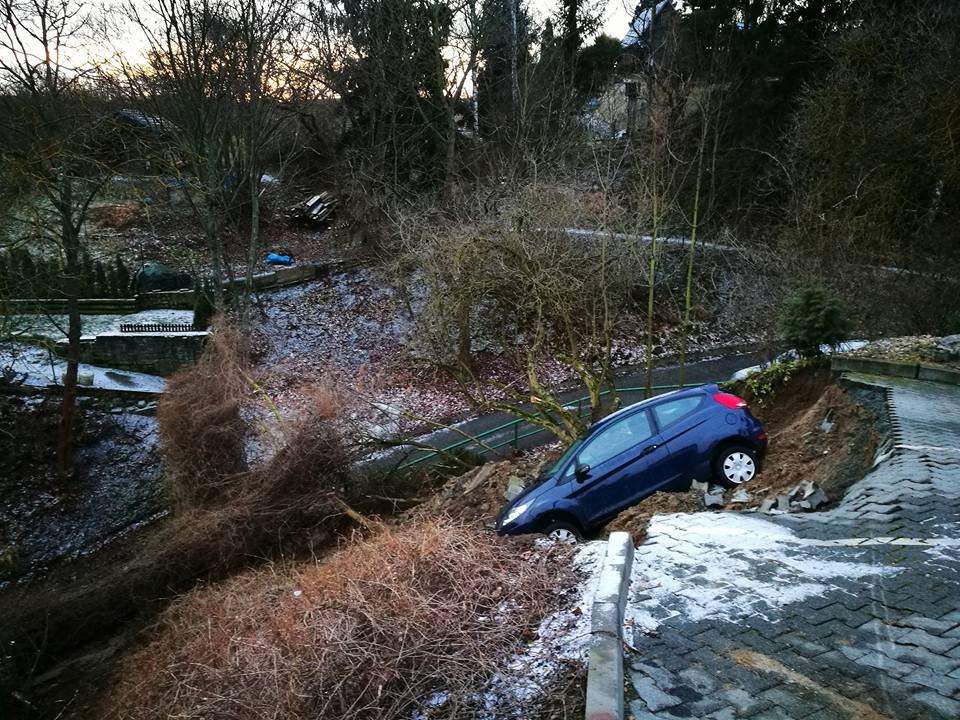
xmin=373 ymin=343 xmax=778 ymax=474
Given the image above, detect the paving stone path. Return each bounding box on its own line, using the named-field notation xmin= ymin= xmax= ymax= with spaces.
xmin=625 ymin=375 xmax=960 ymax=719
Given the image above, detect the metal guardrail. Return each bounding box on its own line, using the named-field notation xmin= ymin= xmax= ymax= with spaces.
xmin=396 ymin=381 xmax=720 ymax=470
xmin=119 ymin=322 xmax=197 ymax=333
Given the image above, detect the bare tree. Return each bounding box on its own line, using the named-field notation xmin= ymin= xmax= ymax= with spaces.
xmin=394 ymin=185 xmax=638 ymax=445
xmin=0 ymin=0 xmax=110 ymax=475
xmin=233 ymin=0 xmax=305 ymax=321
xmin=118 ymin=0 xmax=246 ymax=300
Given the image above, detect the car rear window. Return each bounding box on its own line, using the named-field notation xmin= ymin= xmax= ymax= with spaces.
xmin=653 ymin=396 xmax=703 ymax=429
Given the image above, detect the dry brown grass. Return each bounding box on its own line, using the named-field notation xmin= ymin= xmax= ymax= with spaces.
xmin=157 ymin=323 xmax=358 ymax=557
xmin=99 ymin=520 xmax=564 ymax=720
xmin=0 ymin=330 xmax=369 ymax=677
xmin=89 ymin=202 xmax=140 ymax=229
xmin=157 ymin=325 xmax=249 ymax=510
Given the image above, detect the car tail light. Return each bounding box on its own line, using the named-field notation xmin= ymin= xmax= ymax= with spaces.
xmin=712 ymin=392 xmax=748 ymax=409
xmin=756 ymin=432 xmax=767 ymax=441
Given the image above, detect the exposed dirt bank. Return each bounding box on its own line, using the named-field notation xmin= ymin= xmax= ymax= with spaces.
xmin=606 ymin=365 xmax=886 ymax=543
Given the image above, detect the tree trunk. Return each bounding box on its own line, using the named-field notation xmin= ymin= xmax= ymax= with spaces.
xmin=243 ymin=167 xmax=261 ymax=326
xmin=56 ymin=177 xmax=80 ymax=478
xmin=679 ymin=120 xmax=708 ymax=387
xmin=443 ymin=103 xmax=457 ymax=200
xmin=644 ymin=192 xmax=659 ymax=398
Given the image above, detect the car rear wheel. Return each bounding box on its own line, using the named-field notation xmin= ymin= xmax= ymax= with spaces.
xmin=543 ymin=521 xmax=582 ymax=544
xmin=714 ymin=446 xmax=758 ymax=487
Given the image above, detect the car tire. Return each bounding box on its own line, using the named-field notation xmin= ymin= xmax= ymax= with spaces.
xmin=543 ymin=521 xmax=582 ymax=544
xmin=714 ymin=445 xmax=758 ymax=487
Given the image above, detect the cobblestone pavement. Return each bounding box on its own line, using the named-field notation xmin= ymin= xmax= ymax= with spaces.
xmin=625 ymin=375 xmax=960 ymax=719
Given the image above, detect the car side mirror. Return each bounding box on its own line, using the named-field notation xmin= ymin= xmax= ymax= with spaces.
xmin=574 ymin=463 xmax=591 ymax=481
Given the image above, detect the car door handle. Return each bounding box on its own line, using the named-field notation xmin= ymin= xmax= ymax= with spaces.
xmin=638 ymin=444 xmax=659 ymax=457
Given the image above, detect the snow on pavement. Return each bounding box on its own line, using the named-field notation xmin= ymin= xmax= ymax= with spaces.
xmin=626 ymin=511 xmax=904 ymax=634
xmin=7 ymin=309 xmax=194 ymax=340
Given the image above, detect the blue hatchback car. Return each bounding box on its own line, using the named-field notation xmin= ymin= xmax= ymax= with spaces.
xmin=495 ymin=384 xmax=767 ymax=542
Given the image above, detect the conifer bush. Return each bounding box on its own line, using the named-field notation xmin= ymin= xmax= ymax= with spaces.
xmin=779 ymin=286 xmax=852 ymax=358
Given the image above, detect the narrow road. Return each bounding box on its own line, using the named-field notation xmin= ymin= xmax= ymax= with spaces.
xmin=624 ymin=373 xmax=960 ymax=719
xmin=376 ymin=344 xmax=778 ymax=472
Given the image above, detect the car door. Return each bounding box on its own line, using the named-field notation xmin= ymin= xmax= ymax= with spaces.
xmin=565 ymin=409 xmax=672 ymax=527
xmin=650 ymin=394 xmax=710 ymax=488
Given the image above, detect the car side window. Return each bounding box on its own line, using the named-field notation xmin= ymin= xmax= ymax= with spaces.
xmin=653 ymin=396 xmax=703 ymax=430
xmin=577 ymin=411 xmax=654 ymax=470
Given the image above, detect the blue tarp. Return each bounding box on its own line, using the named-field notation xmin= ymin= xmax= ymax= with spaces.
xmin=266 ymin=253 xmax=294 ymax=266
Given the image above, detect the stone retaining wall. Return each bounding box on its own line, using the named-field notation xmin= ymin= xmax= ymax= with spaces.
xmin=60 ymin=331 xmax=208 ymax=376
xmin=5 ymin=298 xmax=138 ymax=314
xmin=8 ymin=262 xmax=331 ymax=314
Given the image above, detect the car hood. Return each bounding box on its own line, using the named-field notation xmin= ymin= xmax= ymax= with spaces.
xmin=498 ymin=474 xmax=556 ymax=519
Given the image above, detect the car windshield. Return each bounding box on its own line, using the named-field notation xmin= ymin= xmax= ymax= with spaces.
xmin=544 ymin=438 xmax=584 ymax=478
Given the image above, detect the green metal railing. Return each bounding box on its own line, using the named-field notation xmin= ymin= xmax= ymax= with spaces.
xmin=396 ymin=381 xmax=720 ymax=470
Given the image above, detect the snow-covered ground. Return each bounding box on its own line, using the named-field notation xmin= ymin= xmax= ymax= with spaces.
xmin=625 ymin=512 xmax=903 ymax=634
xmin=730 ymin=340 xmax=868 ymax=381
xmin=7 ymin=309 xmax=194 ymax=340
xmin=1 ymin=342 xmax=166 ymax=393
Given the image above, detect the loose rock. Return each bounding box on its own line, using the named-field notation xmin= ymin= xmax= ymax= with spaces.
xmin=703 ymin=486 xmax=726 ymax=509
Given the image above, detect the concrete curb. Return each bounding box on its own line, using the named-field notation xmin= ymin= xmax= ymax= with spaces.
xmin=585 ymin=531 xmax=634 ymax=720
xmin=832 ymin=356 xmax=960 ymax=385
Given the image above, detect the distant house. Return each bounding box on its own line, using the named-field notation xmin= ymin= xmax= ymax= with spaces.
xmin=110 ymin=109 xmax=178 ymax=173
xmin=579 ymin=1 xmax=686 ymax=140
xmin=621 ymin=1 xmax=681 ymax=68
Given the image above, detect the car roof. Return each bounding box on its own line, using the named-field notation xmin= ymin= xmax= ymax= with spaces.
xmin=589 ymin=383 xmax=716 ymax=433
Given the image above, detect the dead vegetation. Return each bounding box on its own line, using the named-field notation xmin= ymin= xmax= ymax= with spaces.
xmin=157 ymin=323 xmax=359 ymax=551
xmin=0 ymin=330 xmax=372 ymax=696
xmin=98 ymin=520 xmax=566 ymax=720
xmin=158 ymin=326 xmax=249 ymax=509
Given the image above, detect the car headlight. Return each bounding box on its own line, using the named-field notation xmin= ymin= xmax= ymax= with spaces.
xmin=503 ymin=502 xmax=530 ymax=525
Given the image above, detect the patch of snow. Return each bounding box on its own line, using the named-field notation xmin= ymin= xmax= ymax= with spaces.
xmin=626 ymin=512 xmax=903 ymax=633
xmin=483 ymin=540 xmax=606 ymax=715
xmin=1 ymin=342 xmax=166 ymax=393
xmin=7 ymin=309 xmax=194 ymax=340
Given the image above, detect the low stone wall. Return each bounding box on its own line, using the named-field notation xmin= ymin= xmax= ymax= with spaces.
xmin=61 ymin=331 xmax=208 ymax=376
xmin=137 ymin=264 xmax=322 ymax=309
xmin=136 ymin=290 xmax=196 ymax=310
xmin=585 ymin=532 xmax=634 ymax=720
xmin=832 ymin=356 xmax=960 ymax=385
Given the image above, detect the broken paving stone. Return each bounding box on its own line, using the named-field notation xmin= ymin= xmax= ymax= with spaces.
xmin=504 ymin=477 xmax=525 ymax=501
xmin=461 ymin=464 xmax=497 ymax=495
xmin=776 ymin=494 xmax=791 ymax=511
xmin=820 ymin=409 xmax=836 ymax=434
xmin=703 ymin=486 xmax=726 ymax=508
xmin=730 ymin=488 xmax=751 ymax=504
xmin=760 ymin=498 xmax=777 ymax=513
xmin=799 ymin=486 xmax=828 ymax=511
